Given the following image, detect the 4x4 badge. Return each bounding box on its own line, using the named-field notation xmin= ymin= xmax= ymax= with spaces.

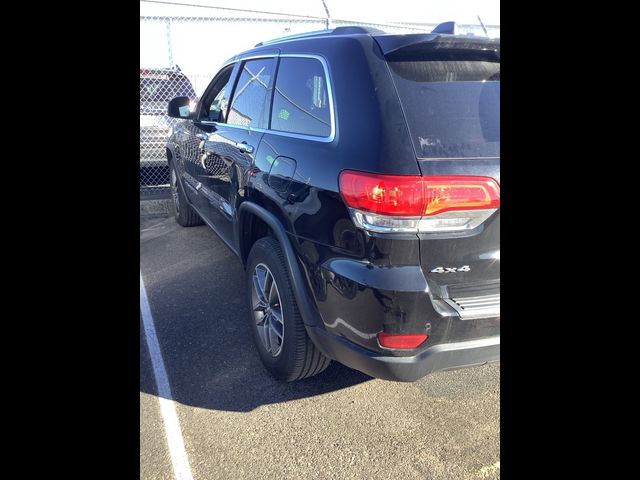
xmin=430 ymin=265 xmax=471 ymax=273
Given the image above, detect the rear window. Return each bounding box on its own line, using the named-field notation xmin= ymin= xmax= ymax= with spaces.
xmin=140 ymin=73 xmax=197 ymax=102
xmin=387 ymin=59 xmax=499 ymax=158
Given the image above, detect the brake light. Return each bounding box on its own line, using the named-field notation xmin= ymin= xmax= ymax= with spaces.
xmin=378 ymin=332 xmax=429 ymax=349
xmin=339 ymin=172 xmax=424 ymax=216
xmin=339 ymin=171 xmax=500 ymax=233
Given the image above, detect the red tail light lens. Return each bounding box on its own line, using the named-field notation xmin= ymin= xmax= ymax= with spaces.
xmin=339 ymin=171 xmax=500 ymax=217
xmin=339 ymin=171 xmax=424 ymax=216
xmin=377 ymin=332 xmax=429 ymax=349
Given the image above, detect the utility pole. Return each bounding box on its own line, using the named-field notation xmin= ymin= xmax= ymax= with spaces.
xmin=321 ymin=0 xmax=331 ymax=29
xmin=477 ymin=15 xmax=489 ymax=37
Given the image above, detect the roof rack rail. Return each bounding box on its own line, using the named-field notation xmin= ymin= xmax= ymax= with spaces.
xmin=255 ymin=25 xmax=386 ymax=47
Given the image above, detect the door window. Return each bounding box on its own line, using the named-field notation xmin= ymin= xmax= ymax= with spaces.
xmin=200 ymin=65 xmax=234 ymax=123
xmin=227 ymin=58 xmax=276 ymax=129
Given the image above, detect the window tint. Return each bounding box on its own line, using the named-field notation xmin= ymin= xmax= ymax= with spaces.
xmin=202 ymin=65 xmax=234 ymax=123
xmin=271 ymin=58 xmax=331 ymax=137
xmin=227 ymin=58 xmax=275 ymax=129
xmin=387 ymin=60 xmax=500 ymax=158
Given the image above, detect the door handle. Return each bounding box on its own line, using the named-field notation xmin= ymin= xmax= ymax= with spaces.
xmin=236 ymin=142 xmax=254 ymax=154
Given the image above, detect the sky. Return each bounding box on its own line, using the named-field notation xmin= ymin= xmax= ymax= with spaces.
xmin=140 ymin=0 xmax=500 ymax=90
xmin=140 ymin=0 xmax=500 ymax=26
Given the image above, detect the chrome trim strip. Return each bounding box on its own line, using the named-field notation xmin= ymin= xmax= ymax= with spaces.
xmin=189 ymin=202 xmax=239 ymax=257
xmin=349 ymin=208 xmax=420 ymax=233
xmin=417 ymin=156 xmax=501 ymax=161
xmin=183 ymin=172 xmax=234 ymax=216
xmin=347 ymin=208 xmax=497 ymax=234
xmin=221 ymin=54 xmax=278 ymax=69
xmin=215 ymin=53 xmax=336 ymax=143
xmin=444 ymin=294 xmax=500 ymax=320
xmin=183 ymin=172 xmax=200 ymax=189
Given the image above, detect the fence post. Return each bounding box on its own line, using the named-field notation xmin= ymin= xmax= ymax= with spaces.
xmin=165 ymin=17 xmax=174 ymax=66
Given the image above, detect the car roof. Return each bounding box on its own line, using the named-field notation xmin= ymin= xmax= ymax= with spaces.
xmin=225 ymin=24 xmax=498 ymax=65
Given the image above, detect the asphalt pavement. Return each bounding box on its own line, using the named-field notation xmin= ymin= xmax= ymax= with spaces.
xmin=140 ymin=211 xmax=500 ymax=480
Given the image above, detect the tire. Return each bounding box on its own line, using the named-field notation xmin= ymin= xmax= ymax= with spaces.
xmin=246 ymin=237 xmax=331 ymax=381
xmin=169 ymin=162 xmax=203 ymax=227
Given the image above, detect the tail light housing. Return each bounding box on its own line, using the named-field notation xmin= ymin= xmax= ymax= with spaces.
xmin=339 ymin=171 xmax=500 ymax=233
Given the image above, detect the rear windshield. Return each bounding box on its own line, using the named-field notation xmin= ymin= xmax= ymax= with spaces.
xmin=387 ymin=59 xmax=499 ymax=158
xmin=140 ymin=74 xmax=197 ymax=103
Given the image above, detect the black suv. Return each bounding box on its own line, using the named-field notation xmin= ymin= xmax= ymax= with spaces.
xmin=165 ymin=25 xmax=500 ymax=382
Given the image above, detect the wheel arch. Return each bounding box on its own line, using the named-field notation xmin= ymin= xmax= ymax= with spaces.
xmin=238 ymin=202 xmax=324 ymax=330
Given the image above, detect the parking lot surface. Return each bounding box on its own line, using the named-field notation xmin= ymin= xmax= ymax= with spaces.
xmin=140 ymin=212 xmax=500 ymax=480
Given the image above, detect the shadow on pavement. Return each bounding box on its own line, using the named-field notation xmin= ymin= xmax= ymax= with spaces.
xmin=140 ymin=230 xmax=371 ymax=412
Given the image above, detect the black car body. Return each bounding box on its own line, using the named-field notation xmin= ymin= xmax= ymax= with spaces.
xmin=165 ymin=25 xmax=500 ymax=382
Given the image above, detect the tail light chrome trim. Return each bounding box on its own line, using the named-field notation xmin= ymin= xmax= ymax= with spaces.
xmin=349 ymin=208 xmax=498 ymax=234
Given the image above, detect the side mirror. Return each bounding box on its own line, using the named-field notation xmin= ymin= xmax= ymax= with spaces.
xmin=168 ymin=96 xmax=194 ymax=119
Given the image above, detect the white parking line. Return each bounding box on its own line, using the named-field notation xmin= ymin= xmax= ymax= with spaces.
xmin=140 ymin=272 xmax=194 ymax=480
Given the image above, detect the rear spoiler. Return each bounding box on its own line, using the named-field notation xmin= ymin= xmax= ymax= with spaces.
xmin=373 ymin=34 xmax=500 ymax=59
xmin=373 ymin=21 xmax=499 ymax=58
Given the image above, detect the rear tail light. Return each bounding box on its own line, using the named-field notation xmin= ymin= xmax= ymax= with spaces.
xmin=339 ymin=171 xmax=500 ymax=233
xmin=377 ymin=332 xmax=429 ymax=349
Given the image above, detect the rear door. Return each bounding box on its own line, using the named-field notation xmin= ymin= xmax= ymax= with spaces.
xmin=384 ymin=44 xmax=501 ymax=328
xmin=200 ymin=57 xmax=277 ymax=250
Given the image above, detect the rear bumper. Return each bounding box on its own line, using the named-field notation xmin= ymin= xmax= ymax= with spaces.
xmin=307 ymin=326 xmax=499 ymax=382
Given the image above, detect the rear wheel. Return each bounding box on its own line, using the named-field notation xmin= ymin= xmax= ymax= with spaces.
xmin=246 ymin=237 xmax=330 ymax=381
xmin=169 ymin=162 xmax=203 ymax=227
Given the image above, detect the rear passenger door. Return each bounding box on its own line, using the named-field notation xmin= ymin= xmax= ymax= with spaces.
xmin=201 ymin=56 xmax=277 ymax=251
xmin=254 ymin=55 xmax=335 ymax=241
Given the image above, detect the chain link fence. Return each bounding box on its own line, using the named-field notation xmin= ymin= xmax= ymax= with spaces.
xmin=140 ymin=0 xmax=499 ymax=198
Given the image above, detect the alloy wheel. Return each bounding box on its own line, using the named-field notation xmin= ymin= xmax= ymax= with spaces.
xmin=251 ymin=263 xmax=285 ymax=357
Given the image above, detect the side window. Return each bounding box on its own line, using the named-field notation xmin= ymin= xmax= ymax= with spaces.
xmin=270 ymin=57 xmax=331 ymax=138
xmin=201 ymin=65 xmax=234 ymax=123
xmin=227 ymin=58 xmax=276 ymax=129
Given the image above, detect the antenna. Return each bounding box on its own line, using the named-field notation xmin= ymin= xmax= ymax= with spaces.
xmin=477 ymin=15 xmax=489 ymax=37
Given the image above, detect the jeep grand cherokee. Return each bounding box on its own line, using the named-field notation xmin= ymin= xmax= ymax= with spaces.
xmin=165 ymin=24 xmax=500 ymax=382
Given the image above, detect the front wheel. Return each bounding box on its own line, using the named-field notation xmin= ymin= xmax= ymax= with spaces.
xmin=169 ymin=162 xmax=203 ymax=227
xmin=246 ymin=237 xmax=330 ymax=381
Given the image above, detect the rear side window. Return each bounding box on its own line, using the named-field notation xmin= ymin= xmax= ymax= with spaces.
xmin=270 ymin=57 xmax=331 ymax=138
xmin=228 ymin=58 xmax=276 ymax=129
xmin=387 ymin=59 xmax=500 ymax=158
